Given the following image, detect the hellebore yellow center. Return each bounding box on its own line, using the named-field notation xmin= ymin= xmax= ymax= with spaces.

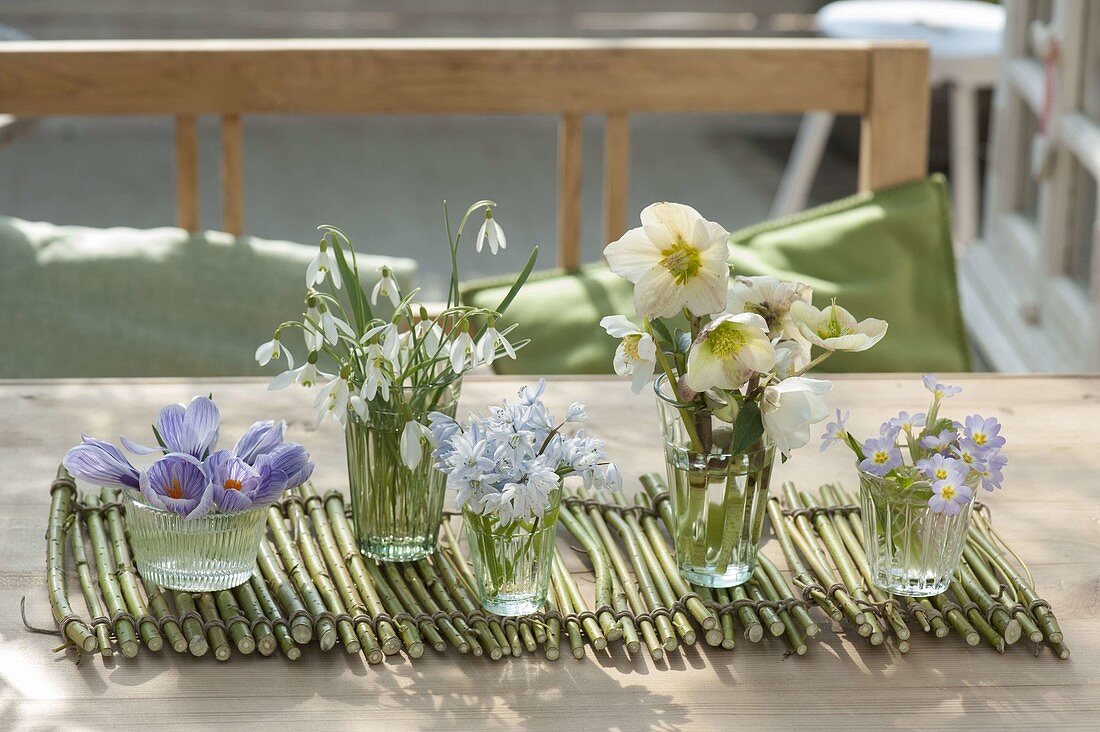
xmin=815 ymin=305 xmax=849 ymax=340
xmin=167 ymin=478 xmax=184 ymax=499
xmin=224 ymin=478 xmax=243 ymax=491
xmin=658 ymin=239 xmax=703 ymax=286
xmin=621 ymin=334 xmax=642 ymax=360
xmin=706 ymin=322 xmax=747 ymax=359
xmin=941 ymin=484 xmax=957 ymax=501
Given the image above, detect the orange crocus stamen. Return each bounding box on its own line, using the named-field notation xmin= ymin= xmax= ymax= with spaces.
xmin=224 ymin=478 xmax=243 ymax=491
xmin=166 ymin=478 xmax=184 ymax=499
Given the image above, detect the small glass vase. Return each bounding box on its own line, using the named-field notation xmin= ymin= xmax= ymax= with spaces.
xmin=859 ymin=468 xmax=975 ymax=596
xmin=346 ymin=380 xmax=460 ymax=562
xmin=462 ymin=490 xmax=561 ymax=616
xmin=654 ymin=376 xmax=775 ymax=588
xmin=125 ymin=493 xmax=267 ymax=592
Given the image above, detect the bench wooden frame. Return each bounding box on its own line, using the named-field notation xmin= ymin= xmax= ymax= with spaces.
xmin=0 ymin=39 xmax=929 ymax=269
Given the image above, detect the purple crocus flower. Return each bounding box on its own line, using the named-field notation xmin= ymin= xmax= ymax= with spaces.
xmin=205 ymin=450 xmax=263 ymax=512
xmin=252 ymin=442 xmax=314 ymax=504
xmin=859 ymin=436 xmax=902 ymax=476
xmin=139 ymin=453 xmax=213 ymax=519
xmin=63 ymin=435 xmax=140 ymax=489
xmin=232 ymin=420 xmax=287 ymax=465
xmin=121 ymin=396 xmax=221 ymax=460
xmin=963 ymin=414 xmax=1006 ymax=452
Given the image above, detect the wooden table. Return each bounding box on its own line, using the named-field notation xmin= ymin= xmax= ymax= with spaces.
xmin=2 ymin=375 xmax=1096 ymax=728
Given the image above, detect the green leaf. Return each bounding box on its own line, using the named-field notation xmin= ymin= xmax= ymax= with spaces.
xmin=649 ymin=318 xmax=675 ymax=347
xmin=492 ymin=245 xmax=539 ymax=317
xmin=324 ymin=231 xmax=373 ymax=331
xmin=675 ymin=330 xmax=693 ymax=355
xmin=729 ymin=401 xmax=764 ymax=456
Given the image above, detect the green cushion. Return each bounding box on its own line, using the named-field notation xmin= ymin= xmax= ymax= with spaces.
xmin=0 ymin=216 xmax=417 ymax=378
xmin=462 ymin=175 xmax=969 ymax=375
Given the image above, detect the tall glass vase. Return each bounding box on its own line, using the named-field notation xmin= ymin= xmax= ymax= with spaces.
xmin=654 ymin=376 xmax=775 ymax=587
xmin=346 ymin=381 xmax=460 ymax=562
xmin=859 ymin=469 xmax=975 ymax=596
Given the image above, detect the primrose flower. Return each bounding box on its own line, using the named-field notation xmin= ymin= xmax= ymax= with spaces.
xmin=120 ymin=395 xmax=221 ymax=460
xmin=922 ymin=373 xmax=962 ymax=399
xmin=859 ymin=436 xmax=902 ymax=476
xmin=476 ymin=208 xmax=507 ymax=255
xmin=63 ymin=435 xmax=141 ymax=489
xmin=819 ymin=409 xmax=850 ymax=452
xmin=600 ymin=315 xmax=658 ymax=394
xmin=920 ymin=429 xmax=956 ymax=452
xmin=726 ymin=275 xmax=812 ymax=340
xmin=916 ymin=453 xmax=966 ymax=483
xmin=604 ymin=201 xmax=730 ymax=318
xmin=306 ymin=238 xmax=341 ymax=289
xmin=790 ymin=301 xmax=888 ymax=352
xmin=760 ymin=377 xmax=832 ymax=457
xmin=963 ymin=415 xmax=1005 ymax=452
xmin=371 ymin=266 xmax=401 ymax=308
xmin=975 ymin=452 xmax=1007 ymax=491
xmin=950 ymin=440 xmax=983 ymax=469
xmin=685 ymin=313 xmax=776 ymax=392
xmin=139 ymin=453 xmax=213 ymax=519
xmin=890 ymin=411 xmax=926 ymax=433
xmin=928 ymin=473 xmax=973 ymax=515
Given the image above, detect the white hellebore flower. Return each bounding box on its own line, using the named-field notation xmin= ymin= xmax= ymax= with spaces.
xmin=255 ymin=337 xmax=293 ymax=368
xmin=476 ymin=209 xmax=507 ymax=255
xmin=604 ymin=202 xmax=730 ymax=318
xmin=726 ymin=275 xmax=812 ymax=341
xmin=600 ymin=315 xmax=658 ymax=394
xmin=450 ymin=331 xmax=478 ymax=373
xmin=685 ymin=313 xmax=775 ymax=392
xmin=790 ymin=301 xmax=888 ymax=353
xmin=760 ymin=377 xmax=833 ymax=457
xmin=477 ymin=323 xmax=517 ymax=368
xmin=773 ymin=338 xmax=811 ymax=380
xmin=371 ymin=266 xmax=401 ymax=308
xmin=306 ymin=239 xmax=342 ymax=289
xmin=400 ymin=420 xmax=433 ymax=469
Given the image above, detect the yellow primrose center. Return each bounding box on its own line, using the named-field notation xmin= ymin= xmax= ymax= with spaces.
xmin=934 ymin=467 xmax=949 ymax=480
xmin=621 ymin=334 xmax=642 ymax=360
xmin=707 ymin=322 xmax=747 ymax=358
xmin=973 ymin=433 xmax=988 ymax=446
xmin=224 ymin=478 xmax=243 ymax=491
xmin=815 ymin=306 xmax=850 ymax=340
xmin=872 ymin=450 xmax=890 ymax=465
xmin=941 ymin=484 xmax=957 ymax=501
xmin=658 ymin=239 xmax=703 ymax=286
xmin=167 ymin=478 xmax=183 ymax=499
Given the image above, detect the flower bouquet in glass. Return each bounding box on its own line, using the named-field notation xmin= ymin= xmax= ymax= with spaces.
xmin=63 ymin=396 xmax=312 ymax=591
xmin=822 ymin=374 xmax=1008 ymax=596
xmin=602 ymin=202 xmax=887 ymax=587
xmin=428 ymin=379 xmax=620 ymax=615
xmin=258 ymin=201 xmax=537 ymax=562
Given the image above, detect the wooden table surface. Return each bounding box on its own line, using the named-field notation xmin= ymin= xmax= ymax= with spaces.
xmin=2 ymin=375 xmax=1097 ymax=729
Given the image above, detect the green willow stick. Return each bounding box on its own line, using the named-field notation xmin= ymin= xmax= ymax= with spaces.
xmin=552 ymin=550 xmax=607 ymax=650
xmin=949 ymin=578 xmax=1005 ymax=653
xmin=919 ymin=597 xmax=951 ymax=638
xmin=380 ymin=562 xmax=447 ymax=653
xmin=519 ymin=620 xmax=538 ymax=653
xmin=98 ymin=488 xmax=164 ymax=652
xmin=558 ymin=497 xmax=621 ymax=642
xmin=46 ymin=473 xmax=97 ymax=654
xmin=256 ymin=539 xmax=315 ymax=645
xmin=713 ymin=589 xmax=737 ymax=649
xmin=296 ymin=487 xmax=382 ymax=661
xmin=399 ymin=563 xmax=471 ymax=654
xmin=439 ymin=521 xmax=511 ymax=654
xmin=84 ymin=495 xmax=140 ymax=657
xmin=621 ymin=494 xmax=695 ymax=645
xmin=961 ymin=545 xmax=1042 ymax=643
xmin=504 ymin=621 xmax=523 ymax=659
xmin=956 ymin=561 xmax=1021 ymax=645
xmin=282 ymin=501 xmax=362 ymax=654
xmin=68 ymin=507 xmax=113 ymax=655
xmin=415 ymin=558 xmax=495 ymax=659
xmin=265 ymin=507 xmax=341 ymax=652
xmin=729 ymin=585 xmax=764 ymax=642
xmin=173 ymin=590 xmax=210 ymax=656
xmin=141 ymin=581 xmax=187 ymax=653
xmin=323 ymin=494 xmax=402 ymax=654
xmin=250 ymin=573 xmax=301 ymax=660
xmin=363 ymin=560 xmax=426 ymax=658
xmin=571 ymin=490 xmax=645 ymax=655
xmin=744 ymin=578 xmax=785 ymax=637
xmin=214 ymin=589 xmax=255 ymax=655
xmin=929 ymin=591 xmax=980 ymax=646
xmin=233 ymin=580 xmax=277 ymax=656
xmin=751 ymin=564 xmax=799 ymax=639
xmin=550 ymin=568 xmax=585 ymax=659
xmin=689 ymin=586 xmax=724 ymax=647
xmin=604 ymin=508 xmax=677 ymax=652
xmin=195 ymin=592 xmax=231 ymax=661
xmin=765 ymin=497 xmax=842 ymax=622
xmin=544 ymin=593 xmax=562 ymax=661
xmin=429 ymin=552 xmax=505 ymax=659
xmin=758 ymin=553 xmax=820 ymax=638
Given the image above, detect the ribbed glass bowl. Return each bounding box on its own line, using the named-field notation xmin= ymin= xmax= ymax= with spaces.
xmin=125 ymin=494 xmax=266 ymax=591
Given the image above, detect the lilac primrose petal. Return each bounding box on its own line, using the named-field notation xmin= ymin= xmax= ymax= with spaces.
xmin=233 ymin=420 xmax=287 ymax=464
xmin=63 ymin=436 xmax=141 ymax=489
xmin=140 ymin=453 xmax=212 ymax=518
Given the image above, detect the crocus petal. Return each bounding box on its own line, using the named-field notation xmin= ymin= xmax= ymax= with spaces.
xmin=119 ymin=435 xmax=165 ymax=456
xmin=63 ymin=436 xmax=141 ymax=489
xmin=183 ymin=396 xmax=221 ymax=458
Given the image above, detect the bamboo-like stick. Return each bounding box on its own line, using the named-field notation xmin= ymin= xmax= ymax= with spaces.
xmin=558 ymin=496 xmax=621 ymax=641
xmin=233 ymin=580 xmax=277 ymax=656
xmin=67 ymin=506 xmax=113 ymax=655
xmin=519 ymin=620 xmax=538 ymax=653
xmin=380 ymin=562 xmax=448 ymax=653
xmin=758 ymin=553 xmax=820 ymax=638
xmin=504 ymin=620 xmax=523 ymax=658
xmin=256 ymin=538 xmax=315 ymax=645
xmin=729 ymin=585 xmax=765 ymax=642
xmin=98 ymin=488 xmax=164 ymax=652
xmin=949 ymin=578 xmax=1005 ymax=652
xmin=968 ymin=519 xmax=1062 ymax=643
xmin=46 ymin=474 xmax=98 ymax=653
xmin=214 ymin=589 xmax=255 ymax=655
xmin=173 ymin=590 xmax=210 ymax=656
xmin=195 ymin=592 xmax=231 ymax=661
xmin=84 ymin=495 xmax=140 ymax=657
xmin=572 ymin=491 xmax=649 ymax=656
xmin=322 ymin=494 xmax=403 ymax=654
xmin=439 ymin=521 xmax=512 ymax=654
xmin=793 ymin=488 xmax=881 ymax=643
xmin=929 ymin=591 xmax=980 ymax=646
xmin=265 ymin=507 xmax=340 ymax=652
xmin=710 ymin=588 xmax=736 ymax=649
xmin=296 ymin=487 xmax=383 ymax=661
xmin=604 ymin=508 xmax=677 ymax=652
xmin=362 ymin=559 xmax=426 ymax=658
xmin=282 ymin=501 xmax=363 ymax=654
xmin=552 ymin=550 xmax=607 ymax=650
xmin=249 ymin=573 xmax=301 ymax=660
xmin=550 ymin=567 xmax=585 ymax=659
xmin=744 ymin=578 xmax=785 ymax=637
xmin=399 ymin=563 xmax=471 ymax=654
xmin=429 ymin=551 xmax=505 ymax=659
xmin=961 ymin=545 xmax=1042 ymax=643
xmin=918 ymin=597 xmax=951 ymax=638
xmin=414 ymin=558 xmax=495 ymax=658
xmin=956 ymin=561 xmax=1021 ymax=645
xmin=689 ymin=585 xmax=724 ymax=647
xmin=141 ymin=581 xmax=187 ymax=653
xmin=544 ymin=593 xmax=562 ymax=660
xmin=765 ymin=497 xmax=843 ymax=621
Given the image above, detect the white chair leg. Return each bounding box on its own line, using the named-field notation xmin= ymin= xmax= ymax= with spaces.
xmin=949 ymin=83 xmax=980 ymax=251
xmin=771 ymin=111 xmax=836 ymax=218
